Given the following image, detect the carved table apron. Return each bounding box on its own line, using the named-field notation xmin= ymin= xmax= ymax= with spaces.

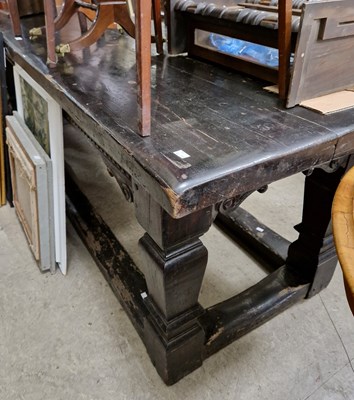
xmin=3 ymin=14 xmax=354 ymax=385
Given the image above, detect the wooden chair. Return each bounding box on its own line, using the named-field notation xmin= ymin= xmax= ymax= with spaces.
xmin=3 ymin=0 xmax=153 ymax=136
xmin=332 ymin=166 xmax=354 ymax=315
xmin=55 ymin=0 xmax=140 ymax=54
xmin=45 ymin=0 xmax=157 ymax=136
xmin=30 ymin=0 xmax=163 ymax=56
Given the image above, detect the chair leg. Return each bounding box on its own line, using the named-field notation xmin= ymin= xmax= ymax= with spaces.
xmin=78 ymin=10 xmax=88 ymax=33
xmin=54 ymin=0 xmax=79 ymax=31
xmin=113 ymin=2 xmax=161 ymax=48
xmin=113 ymin=3 xmax=135 ymax=38
xmin=7 ymin=0 xmax=21 ymax=37
xmin=44 ymin=0 xmax=57 ymax=67
xmin=152 ymin=0 xmax=163 ymax=54
xmin=135 ymin=0 xmax=151 ymax=136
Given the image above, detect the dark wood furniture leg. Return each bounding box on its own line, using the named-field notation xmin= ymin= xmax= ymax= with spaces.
xmin=216 ymin=161 xmax=354 ymax=300
xmin=134 ymin=184 xmax=214 ymax=384
xmin=287 ymin=163 xmax=353 ymax=297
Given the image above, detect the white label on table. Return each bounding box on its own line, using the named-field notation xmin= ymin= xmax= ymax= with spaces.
xmin=173 ymin=150 xmax=190 ymax=159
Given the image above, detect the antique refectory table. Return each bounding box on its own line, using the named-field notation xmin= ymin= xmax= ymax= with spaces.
xmin=2 ymin=14 xmax=354 ymax=385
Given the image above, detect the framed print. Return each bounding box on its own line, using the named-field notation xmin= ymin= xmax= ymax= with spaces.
xmin=13 ymin=63 xmax=67 ymax=274
xmin=0 ymin=32 xmax=7 ymax=206
xmin=0 ymin=81 xmax=5 ymax=206
xmin=6 ymin=113 xmax=56 ymax=272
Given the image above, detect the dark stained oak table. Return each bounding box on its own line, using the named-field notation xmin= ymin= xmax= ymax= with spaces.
xmin=2 ymin=13 xmax=354 ymax=385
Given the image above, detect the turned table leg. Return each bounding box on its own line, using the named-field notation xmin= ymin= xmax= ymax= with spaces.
xmin=134 ymin=184 xmax=214 ymax=384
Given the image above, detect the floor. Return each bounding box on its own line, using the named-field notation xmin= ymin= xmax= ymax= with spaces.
xmin=1 ymin=125 xmax=354 ymax=400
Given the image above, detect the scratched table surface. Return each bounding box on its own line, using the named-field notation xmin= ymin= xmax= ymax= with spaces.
xmin=2 ymin=14 xmax=354 ymax=218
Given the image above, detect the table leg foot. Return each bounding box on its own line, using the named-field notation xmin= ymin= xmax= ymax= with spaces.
xmin=143 ymin=307 xmax=205 ymax=385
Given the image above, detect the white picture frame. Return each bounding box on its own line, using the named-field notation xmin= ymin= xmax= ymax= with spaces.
xmin=6 ymin=114 xmax=56 ymax=272
xmin=13 ymin=63 xmax=67 ymax=275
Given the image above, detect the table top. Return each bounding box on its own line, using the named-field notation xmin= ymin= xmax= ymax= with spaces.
xmin=3 ymin=14 xmax=354 ymax=218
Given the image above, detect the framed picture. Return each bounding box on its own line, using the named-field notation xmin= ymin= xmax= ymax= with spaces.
xmin=13 ymin=63 xmax=67 ymax=274
xmin=6 ymin=113 xmax=56 ymax=272
xmin=0 ymin=32 xmax=7 ymax=206
xmin=0 ymin=75 xmax=5 ymax=206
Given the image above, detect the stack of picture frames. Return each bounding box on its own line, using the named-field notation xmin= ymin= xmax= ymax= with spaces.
xmin=6 ymin=63 xmax=67 ymax=274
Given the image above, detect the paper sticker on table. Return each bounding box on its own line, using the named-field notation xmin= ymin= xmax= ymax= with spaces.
xmin=173 ymin=150 xmax=190 ymax=159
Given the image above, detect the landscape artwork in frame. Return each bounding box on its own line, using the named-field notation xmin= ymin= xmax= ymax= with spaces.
xmin=13 ymin=63 xmax=67 ymax=274
xmin=18 ymin=73 xmax=50 ymax=154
